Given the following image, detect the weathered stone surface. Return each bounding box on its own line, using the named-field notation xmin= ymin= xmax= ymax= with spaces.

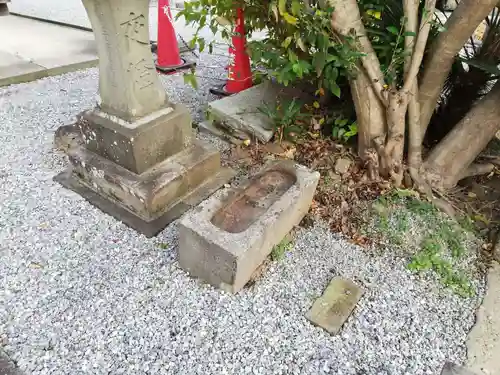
xmin=178 ymin=160 xmax=319 ymax=294
xmin=54 ymin=0 xmax=233 ymax=237
xmin=82 ymin=0 xmax=168 ymax=121
xmin=0 ymin=350 xmax=23 ymax=375
xmin=207 ymin=81 xmax=308 ymax=143
xmin=306 ymin=277 xmax=363 ymax=335
xmin=80 ymin=103 xmax=192 ymax=174
xmin=197 ymin=120 xmax=248 ymax=145
xmin=56 ymin=140 xmax=234 ymax=237
xmin=440 ymin=362 xmax=478 ymax=375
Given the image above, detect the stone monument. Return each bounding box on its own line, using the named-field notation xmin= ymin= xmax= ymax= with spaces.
xmin=55 ymin=0 xmax=234 ymax=237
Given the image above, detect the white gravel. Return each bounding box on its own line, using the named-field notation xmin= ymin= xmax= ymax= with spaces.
xmin=0 ymin=52 xmax=485 ymax=375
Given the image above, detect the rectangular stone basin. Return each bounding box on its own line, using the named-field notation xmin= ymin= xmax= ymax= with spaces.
xmin=178 ymin=160 xmax=320 ymax=294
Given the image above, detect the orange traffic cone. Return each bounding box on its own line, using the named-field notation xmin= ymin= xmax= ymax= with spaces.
xmin=210 ymin=8 xmax=252 ymax=96
xmin=156 ymin=0 xmax=195 ymax=74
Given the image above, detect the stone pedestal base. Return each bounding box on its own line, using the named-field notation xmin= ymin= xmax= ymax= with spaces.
xmin=55 ymin=141 xmax=234 ymax=237
xmin=55 ymin=104 xmax=234 ymax=237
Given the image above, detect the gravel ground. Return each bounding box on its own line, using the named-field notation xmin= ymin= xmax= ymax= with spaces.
xmin=0 ymin=51 xmax=485 ymax=375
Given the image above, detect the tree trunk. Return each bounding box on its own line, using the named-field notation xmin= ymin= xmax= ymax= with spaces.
xmin=421 ymin=80 xmax=500 ymax=189
xmin=351 ymin=69 xmax=386 ymax=158
xmin=418 ymin=0 xmax=497 ymax=136
xmin=329 ymin=0 xmax=387 ymax=159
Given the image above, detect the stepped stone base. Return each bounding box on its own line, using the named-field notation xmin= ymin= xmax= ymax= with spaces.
xmin=56 ymin=141 xmax=234 ymax=237
xmin=55 ymin=104 xmax=234 ymax=237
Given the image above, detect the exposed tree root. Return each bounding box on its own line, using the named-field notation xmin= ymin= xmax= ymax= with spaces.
xmin=459 ymin=163 xmax=495 ymax=180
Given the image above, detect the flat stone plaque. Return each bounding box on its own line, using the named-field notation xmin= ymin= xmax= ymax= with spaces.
xmin=306 ymin=277 xmax=363 ymax=335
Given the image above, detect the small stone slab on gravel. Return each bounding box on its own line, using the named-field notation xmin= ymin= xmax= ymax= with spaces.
xmin=207 ymin=81 xmax=312 ymax=143
xmin=441 ymin=362 xmax=479 ymax=375
xmin=207 ymin=82 xmax=276 ymax=142
xmin=306 ymin=277 xmax=363 ymax=335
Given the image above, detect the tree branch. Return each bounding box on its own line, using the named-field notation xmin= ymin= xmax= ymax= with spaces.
xmin=422 ymin=80 xmax=500 ymax=189
xmin=418 ymin=0 xmax=498 ymax=138
xmin=403 ymin=0 xmax=437 ymax=92
xmin=459 ymin=163 xmax=495 ymax=180
xmin=404 ymin=0 xmax=423 ymax=173
xmin=329 ymin=0 xmax=387 ymax=104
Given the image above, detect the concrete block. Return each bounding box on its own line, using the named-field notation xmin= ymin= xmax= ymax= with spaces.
xmin=178 ymin=160 xmax=320 ymax=294
xmin=80 ymin=103 xmax=192 ymax=174
xmin=306 ymin=277 xmax=363 ymax=335
xmin=207 ymin=81 xmax=307 ymax=143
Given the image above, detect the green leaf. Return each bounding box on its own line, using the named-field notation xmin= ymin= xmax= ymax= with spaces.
xmin=278 ymin=0 xmax=286 ymax=14
xmin=288 ymin=49 xmax=298 ymax=62
xmin=215 ymin=16 xmax=231 ymax=26
xmin=291 ymin=0 xmax=301 ymax=16
xmin=331 ymin=82 xmax=341 ymax=98
xmin=386 ymin=26 xmax=399 ymax=35
xmin=292 ymin=63 xmax=303 ymax=77
xmin=281 ymin=36 xmax=293 ymax=49
xmin=199 ymin=15 xmax=207 ymax=29
xmin=189 ymin=37 xmax=197 ymax=49
xmin=335 ymin=118 xmax=348 ymax=126
xmin=183 ymin=72 xmax=198 ymax=89
xmin=312 ymin=52 xmax=327 ymax=76
xmin=329 ymin=66 xmax=339 ymax=81
xmin=326 ymin=55 xmax=338 ymax=63
xmin=296 ymin=37 xmax=307 ymax=52
xmin=283 ymin=12 xmax=298 ymax=25
xmin=198 ymin=37 xmax=206 ymax=52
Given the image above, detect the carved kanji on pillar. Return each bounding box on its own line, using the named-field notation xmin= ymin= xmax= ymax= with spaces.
xmin=82 ymin=0 xmax=167 ymax=121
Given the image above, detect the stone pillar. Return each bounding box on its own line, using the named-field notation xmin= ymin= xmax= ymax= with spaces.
xmin=54 ymin=0 xmax=234 ymax=237
xmin=82 ymin=0 xmax=167 ymax=121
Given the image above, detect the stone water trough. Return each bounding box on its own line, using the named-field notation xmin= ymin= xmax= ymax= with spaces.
xmin=178 ymin=160 xmax=320 ymax=294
